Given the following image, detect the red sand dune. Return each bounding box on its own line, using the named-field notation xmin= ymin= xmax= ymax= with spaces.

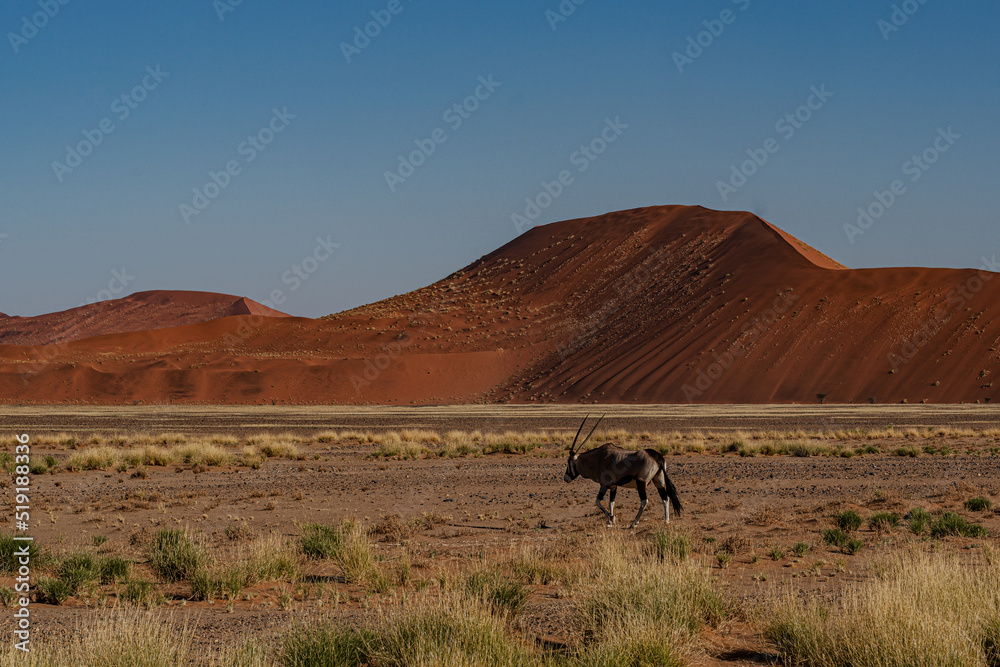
xmin=0 ymin=206 xmax=997 ymax=404
xmin=0 ymin=291 xmax=289 ymax=347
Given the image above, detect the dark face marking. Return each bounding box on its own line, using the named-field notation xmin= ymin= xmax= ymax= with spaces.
xmin=564 ymin=456 xmax=578 ymax=483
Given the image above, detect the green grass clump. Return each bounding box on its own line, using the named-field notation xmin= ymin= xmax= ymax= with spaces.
xmin=35 ymin=576 xmax=74 ymax=605
xmin=868 ymin=512 xmax=900 ymax=532
xmin=97 ymin=556 xmax=131 ymax=584
xmin=965 ymin=496 xmax=993 ymax=512
xmin=300 ymin=520 xmax=386 ymax=592
xmin=823 ymin=529 xmax=848 ymax=548
xmin=280 ymin=622 xmax=376 ymax=666
xmin=122 ymin=577 xmax=163 ymax=608
xmin=844 ymin=538 xmax=864 ymax=555
xmin=465 ymin=570 xmax=528 ymax=616
xmin=57 ymin=552 xmax=99 ymax=594
xmin=769 ymin=546 xmax=786 ymax=561
xmin=834 ymin=510 xmax=862 ymax=533
xmin=149 ymin=529 xmax=204 ymax=582
xmin=906 ymin=508 xmax=932 ymax=535
xmin=0 ymin=532 xmax=40 ymax=573
xmin=28 ymin=456 xmax=52 ymax=474
xmin=368 ymin=590 xmax=539 ymax=667
xmin=575 ymin=537 xmax=724 ymax=664
xmin=931 ymin=512 xmax=988 ymax=538
xmin=300 ymin=522 xmax=346 ymax=560
xmin=650 ymin=529 xmax=692 ymax=562
xmin=792 ymin=542 xmax=810 ymax=557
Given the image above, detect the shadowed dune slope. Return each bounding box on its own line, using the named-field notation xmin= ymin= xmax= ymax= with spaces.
xmin=0 ymin=206 xmax=997 ymax=404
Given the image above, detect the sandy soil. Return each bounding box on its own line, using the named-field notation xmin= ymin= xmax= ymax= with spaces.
xmin=1 ymin=406 xmax=998 ymax=664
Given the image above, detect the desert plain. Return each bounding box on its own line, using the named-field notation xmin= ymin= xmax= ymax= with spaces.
xmin=1 ymin=404 xmax=999 ymax=665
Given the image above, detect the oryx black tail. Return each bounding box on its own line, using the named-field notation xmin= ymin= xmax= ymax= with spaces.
xmin=661 ymin=463 xmax=682 ymax=516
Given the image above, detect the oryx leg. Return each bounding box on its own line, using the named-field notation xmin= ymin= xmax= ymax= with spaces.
xmin=595 ymin=486 xmax=615 ymax=526
xmin=628 ymin=481 xmax=649 ymax=529
xmin=608 ymin=486 xmax=618 ymax=525
xmin=652 ymin=478 xmax=670 ymax=523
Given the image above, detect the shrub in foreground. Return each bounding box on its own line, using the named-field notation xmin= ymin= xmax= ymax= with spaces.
xmin=149 ymin=529 xmax=205 ymax=582
xmin=931 ymin=512 xmax=988 ymax=538
xmin=765 ymin=551 xmax=1000 ymax=666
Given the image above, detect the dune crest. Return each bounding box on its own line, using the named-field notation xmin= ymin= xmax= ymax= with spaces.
xmin=0 ymin=206 xmax=996 ymax=405
xmin=0 ymin=291 xmax=290 ymax=347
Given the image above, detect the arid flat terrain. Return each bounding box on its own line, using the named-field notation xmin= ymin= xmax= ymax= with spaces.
xmin=2 ymin=406 xmax=998 ymax=664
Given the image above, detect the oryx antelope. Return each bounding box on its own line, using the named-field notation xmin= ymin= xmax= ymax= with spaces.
xmin=563 ymin=415 xmax=682 ymax=528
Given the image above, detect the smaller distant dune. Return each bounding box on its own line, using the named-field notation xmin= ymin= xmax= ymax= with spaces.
xmin=0 ymin=290 xmax=291 ymax=347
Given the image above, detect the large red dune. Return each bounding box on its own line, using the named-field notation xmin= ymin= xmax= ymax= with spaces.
xmin=0 ymin=206 xmax=997 ymax=405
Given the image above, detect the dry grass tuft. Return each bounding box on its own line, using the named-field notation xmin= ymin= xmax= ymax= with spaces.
xmin=766 ymin=550 xmax=1000 ymax=665
xmin=0 ymin=608 xmax=194 ymax=666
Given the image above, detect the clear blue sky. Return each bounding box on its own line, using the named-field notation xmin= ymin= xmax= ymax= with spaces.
xmin=2 ymin=0 xmax=998 ymax=317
